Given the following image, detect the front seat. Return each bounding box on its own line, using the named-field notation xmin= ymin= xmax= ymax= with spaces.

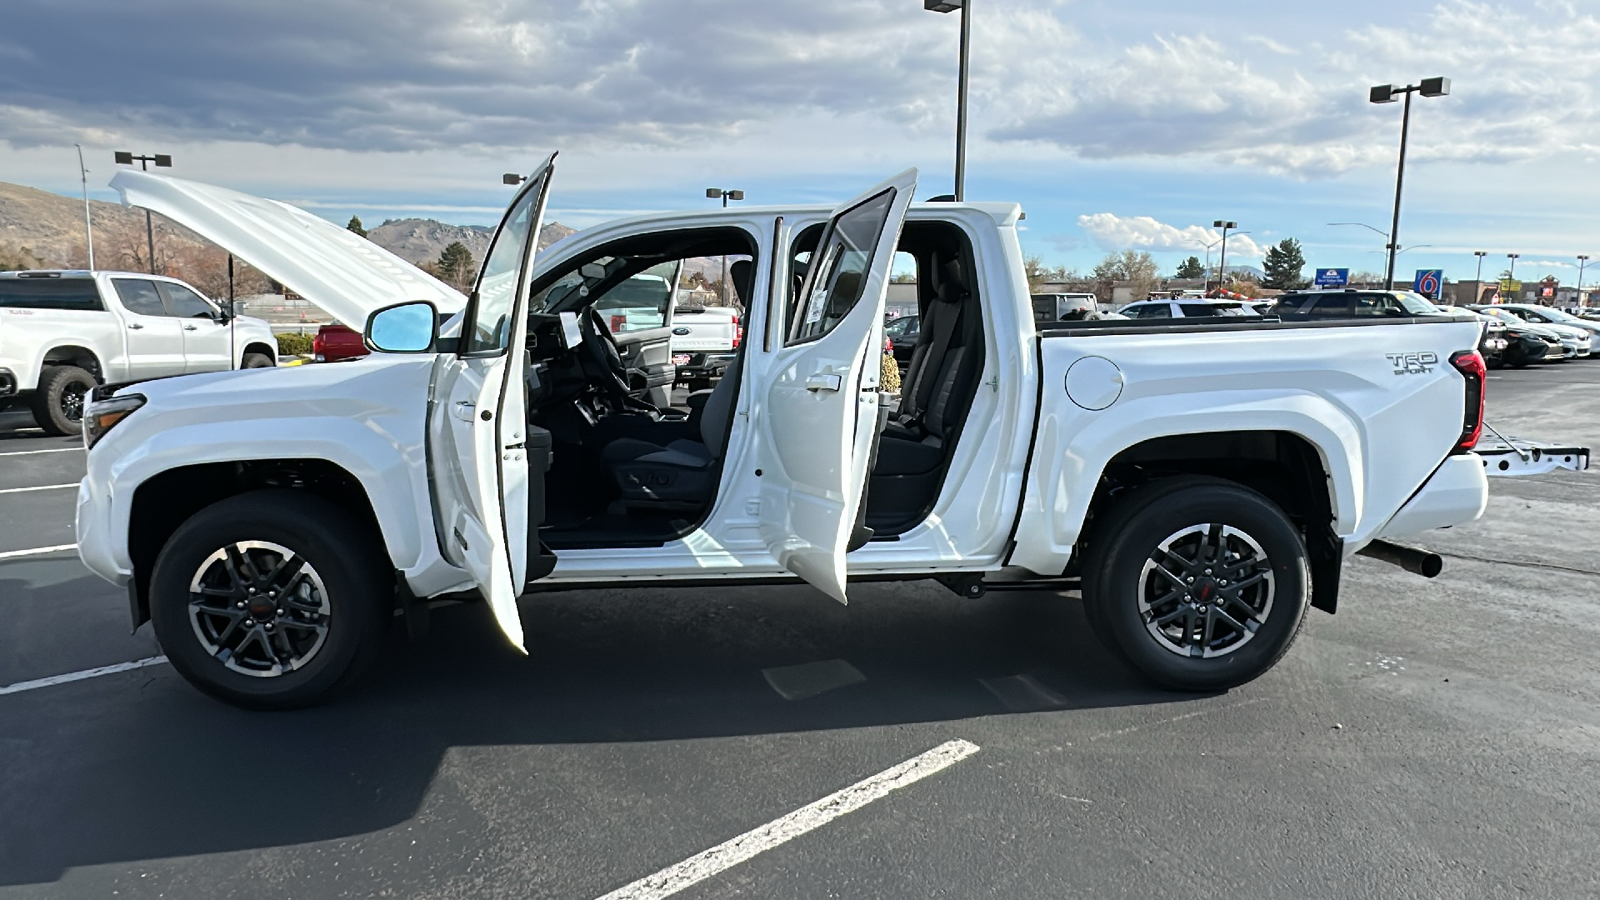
xmin=601 ymin=354 xmax=741 ymax=507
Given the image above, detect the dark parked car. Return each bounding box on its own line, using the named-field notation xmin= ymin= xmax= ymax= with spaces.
xmin=1274 ymin=289 xmax=1513 ymax=365
xmin=884 ymin=313 xmax=919 ymax=367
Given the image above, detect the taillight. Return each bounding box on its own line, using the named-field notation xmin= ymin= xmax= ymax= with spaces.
xmin=610 ymin=314 xmax=626 ymax=333
xmin=1450 ymin=350 xmax=1486 ymax=453
xmin=733 ymin=323 xmax=742 ymax=349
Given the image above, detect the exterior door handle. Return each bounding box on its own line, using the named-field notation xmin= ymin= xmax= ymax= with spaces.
xmin=184 ymin=324 xmax=198 ymax=331
xmin=452 ymin=400 xmax=476 ymax=421
xmin=127 ymin=323 xmax=144 ymax=330
xmin=805 ymin=373 xmax=842 ymax=393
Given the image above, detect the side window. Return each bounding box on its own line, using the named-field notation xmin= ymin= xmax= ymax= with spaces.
xmin=113 ymin=279 xmax=169 ymax=317
xmin=1124 ymin=304 xmax=1167 ymax=319
xmin=1178 ymin=303 xmax=1218 ymax=317
xmin=1306 ymin=296 xmax=1351 ymax=317
xmin=158 ymin=282 xmax=216 ymax=319
xmin=1353 ymin=295 xmax=1397 ymax=317
xmin=789 ymin=188 xmax=896 ymax=345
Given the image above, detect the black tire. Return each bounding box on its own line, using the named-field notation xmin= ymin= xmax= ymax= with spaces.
xmin=29 ymin=365 xmax=96 ymax=436
xmin=241 ymin=352 xmax=275 ymax=369
xmin=1081 ymin=476 xmax=1310 ymax=692
xmin=148 ymin=490 xmax=392 ymax=709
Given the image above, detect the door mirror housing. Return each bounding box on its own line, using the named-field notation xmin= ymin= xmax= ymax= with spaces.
xmin=365 ymin=300 xmax=439 ymax=353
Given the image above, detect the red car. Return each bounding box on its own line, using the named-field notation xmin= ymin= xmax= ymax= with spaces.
xmin=312 ymin=323 xmax=369 ymax=362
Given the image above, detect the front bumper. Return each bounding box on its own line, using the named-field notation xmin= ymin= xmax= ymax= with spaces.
xmin=1374 ymin=454 xmax=1490 ymax=540
xmin=76 ymin=476 xmax=132 ymax=586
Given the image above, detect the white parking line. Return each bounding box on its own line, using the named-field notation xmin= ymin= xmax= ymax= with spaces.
xmin=0 ymin=483 xmax=78 ymax=495
xmin=0 ymin=447 xmax=84 ymax=458
xmin=0 ymin=544 xmax=79 ymax=560
xmin=593 ymin=738 xmax=981 ymax=900
xmin=0 ymin=656 xmax=169 ymax=696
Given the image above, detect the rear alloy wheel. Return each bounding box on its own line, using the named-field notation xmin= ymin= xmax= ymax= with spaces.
xmin=149 ymin=490 xmax=390 ymax=708
xmin=241 ymin=352 xmax=275 ymax=369
xmin=30 ymin=364 xmax=96 ymax=436
xmin=1083 ymin=477 xmax=1309 ymax=691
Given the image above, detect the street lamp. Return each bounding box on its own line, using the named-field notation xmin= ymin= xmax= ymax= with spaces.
xmin=706 ymin=188 xmax=746 ymax=305
xmin=113 ymin=151 xmax=172 ymax=275
xmin=1578 ymin=254 xmax=1590 ymax=307
xmin=1506 ymin=253 xmax=1519 ymax=281
xmin=1189 ymin=237 xmax=1222 ymax=286
xmin=1369 ymin=76 xmax=1450 ymax=291
xmin=1473 ymin=250 xmax=1487 ymax=286
xmin=924 ymin=0 xmax=971 ymax=201
xmin=1328 ymin=222 xmax=1390 ymax=261
xmin=502 ymin=173 xmax=526 ymax=185
xmin=1213 ymin=220 xmax=1238 ymax=291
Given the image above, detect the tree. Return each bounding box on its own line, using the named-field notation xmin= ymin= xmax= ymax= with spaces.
xmin=1176 ymin=255 xmax=1204 ymax=279
xmin=1091 ymin=250 xmax=1159 ymax=299
xmin=436 ymin=241 xmax=476 ymax=289
xmin=0 ymin=242 xmax=43 ymax=272
xmin=346 ymin=216 xmax=367 ymax=238
xmin=1262 ymin=238 xmax=1308 ymax=290
xmin=1023 ymin=255 xmax=1076 ymax=292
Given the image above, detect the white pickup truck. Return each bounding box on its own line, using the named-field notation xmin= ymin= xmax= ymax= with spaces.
xmin=77 ymin=163 xmax=1493 ymax=709
xmin=0 ymin=270 xmax=277 ymax=434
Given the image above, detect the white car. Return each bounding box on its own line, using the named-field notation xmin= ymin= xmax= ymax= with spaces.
xmin=77 ymin=163 xmax=1494 ymax=708
xmin=670 ymin=305 xmax=741 ymax=390
xmin=0 ymin=270 xmax=276 ymax=434
xmin=1474 ymin=306 xmax=1592 ymax=359
xmin=1117 ymin=298 xmax=1259 ymax=319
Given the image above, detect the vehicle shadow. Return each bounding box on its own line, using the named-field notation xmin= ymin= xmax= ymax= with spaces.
xmin=0 ymin=581 xmax=1203 ymax=885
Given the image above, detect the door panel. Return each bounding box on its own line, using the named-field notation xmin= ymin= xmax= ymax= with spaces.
xmin=754 ymin=169 xmax=917 ymax=602
xmin=427 ymin=154 xmax=555 ymax=652
xmin=615 ymin=328 xmax=675 ymax=406
xmin=110 ymin=278 xmax=186 ymax=379
xmin=158 ymin=282 xmax=233 ymax=372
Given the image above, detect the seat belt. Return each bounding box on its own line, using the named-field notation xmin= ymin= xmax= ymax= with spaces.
xmin=895 ymin=294 xmax=962 ymax=433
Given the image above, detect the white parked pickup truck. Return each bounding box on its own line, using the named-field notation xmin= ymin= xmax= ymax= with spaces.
xmin=0 ymin=270 xmax=277 ymax=434
xmin=78 ymin=162 xmax=1494 ymax=709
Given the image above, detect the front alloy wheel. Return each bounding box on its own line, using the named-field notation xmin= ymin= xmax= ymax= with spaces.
xmin=188 ymin=541 xmax=332 ymax=677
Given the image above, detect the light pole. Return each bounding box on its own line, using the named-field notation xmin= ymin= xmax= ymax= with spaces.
xmin=1190 ymin=237 xmax=1222 ymax=287
xmin=924 ymin=0 xmax=971 ymax=201
xmin=113 ymin=151 xmax=172 ymax=274
xmin=1578 ymin=254 xmax=1590 ymax=307
xmin=1328 ymin=222 xmax=1390 ymax=262
xmin=502 ymin=173 xmax=526 ymax=185
xmin=75 ymin=144 xmax=94 ymax=270
xmin=706 ymin=188 xmax=745 ymax=305
xmin=1213 ymin=220 xmax=1238 ymax=291
xmin=1369 ymin=77 xmax=1451 ymax=291
xmin=1473 ymin=250 xmax=1487 ymax=285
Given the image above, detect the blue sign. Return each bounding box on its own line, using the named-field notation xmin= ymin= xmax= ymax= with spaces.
xmin=1314 ymin=268 xmax=1349 ymax=288
xmin=1414 ymin=269 xmax=1444 ymax=299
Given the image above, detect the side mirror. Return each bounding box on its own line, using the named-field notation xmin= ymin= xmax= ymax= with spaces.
xmin=365 ymin=300 xmax=439 ymax=353
xmin=217 ymin=299 xmax=240 ymax=322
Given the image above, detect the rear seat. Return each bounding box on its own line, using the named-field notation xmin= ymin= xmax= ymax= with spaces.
xmin=868 ymin=258 xmax=982 ymax=528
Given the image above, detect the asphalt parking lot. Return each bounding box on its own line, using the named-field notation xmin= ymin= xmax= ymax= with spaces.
xmin=2 ymin=364 xmax=1598 ymax=899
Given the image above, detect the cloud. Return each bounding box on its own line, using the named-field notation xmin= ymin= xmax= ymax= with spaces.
xmin=1520 ymin=259 xmax=1576 ymax=270
xmin=986 ymin=1 xmax=1600 ymax=178
xmin=0 ymin=0 xmax=959 ymax=153
xmin=1076 ymin=213 xmax=1265 ymax=259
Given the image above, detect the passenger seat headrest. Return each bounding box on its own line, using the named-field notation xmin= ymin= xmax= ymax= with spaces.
xmin=729 ymin=259 xmax=755 ymax=308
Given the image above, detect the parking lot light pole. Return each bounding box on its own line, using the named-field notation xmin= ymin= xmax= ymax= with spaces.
xmin=1578 ymin=255 xmax=1590 ymax=306
xmin=1473 ymin=250 xmax=1487 ymax=284
xmin=924 ymin=0 xmax=970 ymax=201
xmin=1213 ymin=220 xmax=1238 ymax=291
xmin=707 ymin=188 xmax=745 ymax=305
xmin=502 ymin=173 xmax=526 ymax=185
xmin=1369 ymin=77 xmax=1450 ymax=291
xmin=1506 ymin=253 xmax=1519 ymax=281
xmin=114 ymin=151 xmax=172 ymax=275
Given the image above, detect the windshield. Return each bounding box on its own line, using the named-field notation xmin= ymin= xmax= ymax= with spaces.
xmin=1529 ymin=307 xmax=1581 ymax=324
xmin=1392 ymin=291 xmax=1443 ymax=315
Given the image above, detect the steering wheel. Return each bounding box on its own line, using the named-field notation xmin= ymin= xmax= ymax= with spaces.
xmin=580 ymin=307 xmax=634 ymax=403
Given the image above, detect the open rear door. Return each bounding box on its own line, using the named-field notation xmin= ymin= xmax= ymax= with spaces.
xmin=428 ymin=155 xmax=555 ymax=652
xmin=755 ymin=168 xmax=917 ymax=602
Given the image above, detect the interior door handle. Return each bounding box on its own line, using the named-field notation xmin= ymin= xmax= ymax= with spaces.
xmin=452 ymin=400 xmax=476 ymax=421
xmin=127 ymin=323 xmax=144 ymax=330
xmin=805 ymin=373 xmax=842 ymax=393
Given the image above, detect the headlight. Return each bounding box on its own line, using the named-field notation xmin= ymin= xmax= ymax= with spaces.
xmin=84 ymin=393 xmax=146 ymax=449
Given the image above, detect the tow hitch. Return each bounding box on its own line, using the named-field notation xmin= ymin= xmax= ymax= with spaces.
xmin=1473 ymin=423 xmax=1590 ymax=477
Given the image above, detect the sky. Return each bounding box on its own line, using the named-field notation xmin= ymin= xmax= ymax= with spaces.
xmin=3 ymin=0 xmax=1598 ymax=283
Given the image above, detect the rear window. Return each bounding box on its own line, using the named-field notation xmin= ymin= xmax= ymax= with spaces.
xmin=0 ymin=278 xmax=104 ymax=311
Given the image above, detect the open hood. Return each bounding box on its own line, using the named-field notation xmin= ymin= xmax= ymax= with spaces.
xmin=111 ymin=170 xmax=466 ymax=329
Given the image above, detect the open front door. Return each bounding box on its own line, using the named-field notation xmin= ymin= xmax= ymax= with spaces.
xmin=429 ymin=155 xmax=555 ymax=652
xmin=755 ymin=168 xmax=917 ymax=602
